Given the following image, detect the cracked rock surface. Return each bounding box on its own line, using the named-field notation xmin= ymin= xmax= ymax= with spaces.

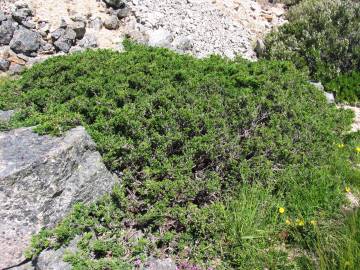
xmin=0 ymin=126 xmax=116 ymax=269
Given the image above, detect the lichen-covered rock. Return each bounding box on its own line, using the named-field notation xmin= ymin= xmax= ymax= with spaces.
xmin=0 ymin=127 xmax=116 ymax=269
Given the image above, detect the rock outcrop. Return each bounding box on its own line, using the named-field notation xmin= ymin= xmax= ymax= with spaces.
xmin=0 ymin=126 xmax=117 ymax=269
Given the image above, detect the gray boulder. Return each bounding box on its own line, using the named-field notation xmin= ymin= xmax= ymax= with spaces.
xmin=104 ymin=15 xmax=119 ymax=30
xmin=70 ymin=21 xmax=86 ymax=39
xmin=104 ymin=0 xmax=126 ymax=9
xmin=0 ymin=20 xmax=16 ymax=45
xmin=51 ymin=28 xmax=65 ymax=41
xmin=54 ymin=28 xmax=77 ymax=53
xmin=12 ymin=7 xmax=32 ymax=24
xmin=78 ymin=34 xmax=98 ymax=48
xmin=10 ymin=29 xmax=41 ymax=56
xmin=0 ymin=126 xmax=116 ymax=269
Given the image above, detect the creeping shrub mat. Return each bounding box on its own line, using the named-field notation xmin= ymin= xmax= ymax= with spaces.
xmin=1 ymin=41 xmax=359 ymax=269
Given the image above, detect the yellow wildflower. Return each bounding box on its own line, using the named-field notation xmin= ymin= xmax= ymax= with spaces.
xmin=285 ymin=219 xmax=291 ymax=225
xmin=310 ymin=220 xmax=317 ymax=226
xmin=345 ymin=186 xmax=351 ymax=193
xmin=278 ymin=207 xmax=285 ymax=214
xmin=296 ymin=219 xmax=305 ymax=226
xmin=355 ymin=147 xmax=360 ymax=153
xmin=337 ymin=143 xmax=345 ymax=148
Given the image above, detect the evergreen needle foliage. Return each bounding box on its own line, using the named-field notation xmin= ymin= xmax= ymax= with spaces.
xmin=1 ymin=41 xmax=359 ymax=269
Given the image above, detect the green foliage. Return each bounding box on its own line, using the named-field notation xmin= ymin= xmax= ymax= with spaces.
xmin=2 ymin=42 xmax=359 ymax=269
xmin=281 ymin=0 xmax=303 ymax=6
xmin=325 ymin=71 xmax=360 ymax=103
xmin=264 ymin=0 xmax=360 ymax=83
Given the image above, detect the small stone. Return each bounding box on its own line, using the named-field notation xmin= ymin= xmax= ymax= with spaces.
xmin=172 ymin=36 xmax=192 ymax=51
xmin=325 ymin=92 xmax=335 ymax=104
xmin=104 ymin=15 xmax=119 ymax=30
xmin=8 ymin=62 xmax=24 ymax=74
xmin=0 ymin=110 xmax=15 ymax=122
xmin=8 ymin=55 xmax=27 ymax=65
xmin=69 ymin=46 xmax=84 ymax=54
xmin=148 ymin=28 xmax=173 ymax=48
xmin=114 ymin=6 xmax=130 ymax=19
xmin=0 ymin=46 xmax=11 ymax=59
xmin=264 ymin=14 xmax=273 ymax=22
xmin=254 ymin=39 xmax=265 ymax=57
xmin=39 ymin=43 xmax=56 ymax=54
xmin=38 ymin=22 xmax=51 ymax=37
xmin=145 ymin=258 xmax=177 ymax=270
xmin=51 ymin=28 xmax=65 ymax=41
xmin=14 ymin=1 xmax=28 ymax=9
xmin=63 ymin=27 xmax=77 ymax=41
xmin=71 ymin=16 xmax=86 ymax=22
xmin=12 ymin=8 xmax=32 ymax=23
xmin=89 ymin=17 xmax=103 ymax=31
xmin=59 ymin=18 xmax=67 ymax=29
xmin=103 ymin=0 xmax=126 ymax=9
xmin=0 ymin=20 xmax=16 ymax=45
xmin=21 ymin=20 xmax=36 ymax=29
xmin=0 ymin=59 xmax=10 ymax=71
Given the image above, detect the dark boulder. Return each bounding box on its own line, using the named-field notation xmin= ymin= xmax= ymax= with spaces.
xmin=10 ymin=29 xmax=41 ymax=56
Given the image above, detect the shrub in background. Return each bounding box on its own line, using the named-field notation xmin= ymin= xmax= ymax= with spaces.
xmin=325 ymin=71 xmax=360 ymax=103
xmin=264 ymin=0 xmax=360 ymax=83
